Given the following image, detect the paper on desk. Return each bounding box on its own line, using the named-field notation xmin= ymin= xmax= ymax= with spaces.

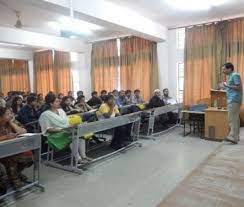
xmin=17 ymin=133 xmax=37 ymax=137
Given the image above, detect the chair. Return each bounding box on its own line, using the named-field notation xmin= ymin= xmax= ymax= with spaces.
xmin=197 ymin=98 xmax=211 ymax=107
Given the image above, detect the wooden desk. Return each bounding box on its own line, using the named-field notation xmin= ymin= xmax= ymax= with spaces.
xmin=204 ymin=107 xmax=228 ymax=140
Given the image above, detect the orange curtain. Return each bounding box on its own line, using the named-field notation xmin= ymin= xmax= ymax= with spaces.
xmin=54 ymin=51 xmax=73 ymax=93
xmin=224 ymin=19 xmax=244 ymax=93
xmin=0 ymin=59 xmax=30 ymax=95
xmin=34 ymin=50 xmax=55 ymax=95
xmin=184 ymin=25 xmax=217 ymax=106
xmin=120 ymin=36 xmax=159 ymax=101
xmin=91 ymin=39 xmax=119 ymax=92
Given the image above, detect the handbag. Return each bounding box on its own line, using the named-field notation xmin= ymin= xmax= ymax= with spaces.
xmin=47 ymin=131 xmax=71 ymax=151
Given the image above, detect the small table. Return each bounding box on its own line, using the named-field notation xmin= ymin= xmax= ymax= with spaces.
xmin=181 ymin=110 xmax=205 ymax=137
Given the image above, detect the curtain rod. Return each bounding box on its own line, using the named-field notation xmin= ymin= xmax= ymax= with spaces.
xmin=88 ymin=34 xmax=132 ymax=44
xmin=168 ymin=14 xmax=244 ymax=30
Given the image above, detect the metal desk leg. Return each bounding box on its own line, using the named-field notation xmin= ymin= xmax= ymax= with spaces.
xmin=33 ymin=147 xmax=45 ymax=192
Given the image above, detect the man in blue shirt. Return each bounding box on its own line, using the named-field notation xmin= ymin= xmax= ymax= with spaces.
xmin=222 ymin=62 xmax=243 ymax=144
xmin=115 ymin=90 xmax=127 ymax=107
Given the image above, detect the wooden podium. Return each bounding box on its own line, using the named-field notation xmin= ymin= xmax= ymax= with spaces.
xmin=205 ymin=90 xmax=228 ymax=140
xmin=205 ymin=107 xmax=228 ymax=140
xmin=210 ymin=89 xmax=227 ymax=108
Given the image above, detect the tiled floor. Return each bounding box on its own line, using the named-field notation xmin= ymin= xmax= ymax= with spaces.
xmin=158 ymin=129 xmax=244 ymax=207
xmin=8 ymin=127 xmax=221 ymax=207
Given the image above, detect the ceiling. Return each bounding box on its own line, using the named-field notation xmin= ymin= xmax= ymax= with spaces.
xmin=0 ymin=0 xmax=127 ymax=44
xmin=108 ymin=0 xmax=244 ymax=28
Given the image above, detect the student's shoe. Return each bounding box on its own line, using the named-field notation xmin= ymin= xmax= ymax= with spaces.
xmin=12 ymin=179 xmax=25 ymax=190
xmin=83 ymin=157 xmax=93 ymax=162
xmin=77 ymin=159 xmax=88 ymax=165
xmin=19 ymin=173 xmax=28 ymax=182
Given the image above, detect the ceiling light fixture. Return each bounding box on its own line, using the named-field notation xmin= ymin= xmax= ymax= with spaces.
xmin=165 ymin=0 xmax=229 ymax=11
xmin=48 ymin=0 xmax=102 ymax=36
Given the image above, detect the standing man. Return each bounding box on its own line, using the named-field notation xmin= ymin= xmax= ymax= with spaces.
xmin=223 ymin=62 xmax=243 ymax=144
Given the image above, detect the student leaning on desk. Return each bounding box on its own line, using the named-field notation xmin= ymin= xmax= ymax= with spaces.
xmin=97 ymin=95 xmax=132 ymax=150
xmin=0 ymin=106 xmax=33 ymax=195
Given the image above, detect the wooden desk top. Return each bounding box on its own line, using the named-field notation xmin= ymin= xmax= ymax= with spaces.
xmin=205 ymin=107 xmax=228 ymax=112
xmin=181 ymin=110 xmax=205 ymax=115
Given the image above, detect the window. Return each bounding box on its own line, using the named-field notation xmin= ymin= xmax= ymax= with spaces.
xmin=70 ymin=52 xmax=80 ymax=97
xmin=177 ymin=62 xmax=184 ymax=103
xmin=176 ymin=28 xmax=185 ymax=50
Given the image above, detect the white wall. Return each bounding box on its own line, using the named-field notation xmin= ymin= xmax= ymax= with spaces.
xmin=157 ymin=41 xmax=169 ymax=90
xmin=71 ymin=45 xmax=92 ymax=99
xmin=157 ymin=30 xmax=183 ymax=100
xmin=0 ymin=48 xmax=33 ymax=60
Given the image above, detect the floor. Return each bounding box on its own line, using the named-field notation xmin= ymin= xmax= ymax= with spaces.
xmin=158 ymin=129 xmax=244 ymax=207
xmin=9 ymin=128 xmax=221 ymax=207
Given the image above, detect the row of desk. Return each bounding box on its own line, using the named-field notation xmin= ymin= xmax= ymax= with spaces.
xmin=0 ymin=103 xmax=183 ymax=202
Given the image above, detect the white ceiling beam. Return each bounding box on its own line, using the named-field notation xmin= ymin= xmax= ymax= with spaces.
xmin=0 ymin=26 xmax=89 ymax=53
xmin=25 ymin=0 xmax=167 ymax=42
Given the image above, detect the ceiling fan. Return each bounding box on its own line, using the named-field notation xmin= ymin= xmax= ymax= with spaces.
xmin=0 ymin=0 xmax=26 ymax=29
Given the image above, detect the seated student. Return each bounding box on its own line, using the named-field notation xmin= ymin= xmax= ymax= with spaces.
xmin=36 ymin=93 xmax=45 ymax=110
xmin=39 ymin=93 xmax=90 ymax=163
xmin=162 ymin=88 xmax=178 ymax=124
xmin=162 ymin=88 xmax=177 ymax=105
xmin=115 ymin=90 xmax=127 ymax=107
xmin=58 ymin=93 xmax=64 ymax=101
xmin=75 ymin=95 xmax=93 ymax=113
xmin=148 ymin=89 xmax=168 ymax=125
xmin=100 ymin=90 xmax=107 ymax=102
xmin=132 ymin=89 xmax=144 ymax=104
xmin=11 ymin=96 xmax=23 ymax=115
xmin=112 ymin=89 xmax=119 ymax=99
xmin=0 ymin=92 xmax=6 ymax=108
xmin=87 ymin=91 xmax=102 ymax=108
xmin=67 ymin=91 xmax=75 ymax=103
xmin=0 ymin=107 xmax=33 ymax=190
xmin=148 ymin=89 xmax=165 ymax=108
xmin=76 ymin=90 xmax=84 ymax=98
xmin=18 ymin=96 xmax=40 ymax=132
xmin=125 ymin=90 xmax=132 ymax=104
xmin=97 ymin=95 xmax=132 ymax=149
xmin=61 ymin=96 xmax=79 ymax=115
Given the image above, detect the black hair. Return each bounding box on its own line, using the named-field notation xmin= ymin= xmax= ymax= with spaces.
xmin=125 ymin=90 xmax=131 ymax=94
xmin=77 ymin=95 xmax=85 ymax=103
xmin=104 ymin=95 xmax=114 ymax=103
xmin=0 ymin=107 xmax=8 ymax=117
xmin=77 ymin=90 xmax=83 ymax=95
xmin=112 ymin=89 xmax=118 ymax=93
xmin=134 ymin=89 xmax=140 ymax=93
xmin=101 ymin=90 xmax=107 ymax=94
xmin=163 ymin=88 xmax=168 ymax=93
xmin=223 ymin=62 xmax=234 ymax=71
xmin=29 ymin=93 xmax=37 ymax=97
xmin=45 ymin=93 xmax=57 ymax=108
xmin=91 ymin=91 xmax=98 ymax=96
xmin=27 ymin=96 xmax=37 ymax=105
xmin=61 ymin=96 xmax=70 ymax=104
xmin=11 ymin=96 xmax=23 ymax=114
xmin=58 ymin=93 xmax=64 ymax=98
